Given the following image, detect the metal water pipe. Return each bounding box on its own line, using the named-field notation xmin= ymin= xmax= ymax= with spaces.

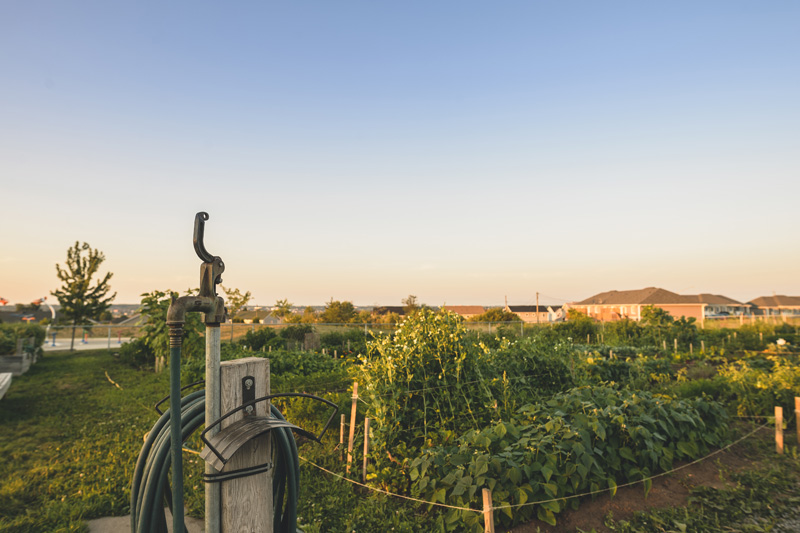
xmin=165 ymin=212 xmax=226 ymax=533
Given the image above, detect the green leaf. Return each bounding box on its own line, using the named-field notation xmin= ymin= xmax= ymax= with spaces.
xmin=608 ymin=477 xmax=617 ymax=498
xmin=541 ymin=465 xmax=554 ymax=483
xmin=537 ymin=507 xmax=557 ymax=526
xmin=619 ymin=447 xmax=635 ymax=462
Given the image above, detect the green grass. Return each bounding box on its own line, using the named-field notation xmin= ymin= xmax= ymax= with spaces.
xmin=0 ymin=349 xmax=429 ymax=532
xmin=0 ymin=349 xmax=170 ymax=532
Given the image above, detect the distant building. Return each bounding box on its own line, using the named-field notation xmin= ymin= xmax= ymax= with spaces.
xmin=237 ymin=309 xmax=280 ymax=324
xmin=441 ymin=306 xmax=486 ymax=320
xmin=570 ymin=287 xmax=749 ymax=325
xmin=747 ymin=295 xmax=800 ymax=317
xmin=504 ymin=304 xmax=563 ymax=323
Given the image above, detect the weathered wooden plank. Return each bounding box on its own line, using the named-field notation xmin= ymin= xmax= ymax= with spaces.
xmin=0 ymin=373 xmax=12 ymax=400
xmin=219 ymin=357 xmax=272 ymax=532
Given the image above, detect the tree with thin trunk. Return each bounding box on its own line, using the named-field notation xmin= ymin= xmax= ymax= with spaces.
xmin=51 ymin=242 xmax=116 ymax=351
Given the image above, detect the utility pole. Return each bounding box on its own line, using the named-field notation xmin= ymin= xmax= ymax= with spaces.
xmin=536 ymin=292 xmax=540 ymax=324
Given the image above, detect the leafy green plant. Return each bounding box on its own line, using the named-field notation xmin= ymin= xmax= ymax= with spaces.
xmin=138 ymin=289 xmax=205 ymax=367
xmin=717 ymin=354 xmax=800 ymax=418
xmin=408 ymin=386 xmax=729 ymax=531
xmin=0 ymin=323 xmax=46 ymax=356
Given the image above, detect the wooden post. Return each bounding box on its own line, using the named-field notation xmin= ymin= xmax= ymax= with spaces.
xmin=662 ymin=340 xmax=667 ymax=350
xmin=795 ymin=397 xmax=800 ymax=445
xmin=760 ymin=332 xmax=763 ymax=343
xmin=220 ymin=357 xmax=272 ymax=532
xmin=482 ymin=488 xmax=495 ymax=533
xmin=362 ymin=417 xmax=370 ymax=483
xmin=587 ymin=334 xmax=590 ymax=344
xmin=690 ymin=343 xmax=693 ymax=354
xmin=346 ymin=382 xmax=358 ymax=474
xmin=339 ymin=414 xmax=346 ymax=461
xmin=674 ymin=338 xmax=678 ymax=352
xmin=701 ymin=340 xmax=705 ymax=353
xmin=775 ymin=406 xmax=784 ymax=455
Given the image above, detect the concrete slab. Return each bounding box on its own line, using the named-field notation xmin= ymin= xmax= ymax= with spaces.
xmin=87 ymin=510 xmax=203 ymax=533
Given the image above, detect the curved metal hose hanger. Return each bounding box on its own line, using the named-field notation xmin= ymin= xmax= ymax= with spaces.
xmin=192 ymin=212 xmax=225 ymax=297
xmin=193 ymin=211 xmax=216 ymax=263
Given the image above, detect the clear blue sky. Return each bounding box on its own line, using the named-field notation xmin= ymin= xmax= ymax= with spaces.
xmin=2 ymin=1 xmax=798 ymax=307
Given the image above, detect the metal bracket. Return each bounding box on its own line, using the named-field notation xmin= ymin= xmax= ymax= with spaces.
xmin=200 ymin=393 xmax=340 ymax=471
xmin=242 ymin=376 xmax=255 ymax=416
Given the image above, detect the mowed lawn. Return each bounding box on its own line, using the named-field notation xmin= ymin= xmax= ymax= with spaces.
xmin=0 ymin=349 xmax=171 ymax=532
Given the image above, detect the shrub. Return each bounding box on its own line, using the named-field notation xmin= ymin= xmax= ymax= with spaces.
xmin=119 ymin=337 xmax=154 ymax=368
xmin=240 ymin=327 xmax=279 ymax=351
xmin=0 ymin=323 xmax=45 ymax=355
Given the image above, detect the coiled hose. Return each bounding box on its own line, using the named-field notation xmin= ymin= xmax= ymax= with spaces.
xmin=131 ymin=389 xmax=300 ymax=533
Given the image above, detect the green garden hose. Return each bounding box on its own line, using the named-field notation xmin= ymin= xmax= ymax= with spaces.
xmin=131 ymin=389 xmax=301 ymax=533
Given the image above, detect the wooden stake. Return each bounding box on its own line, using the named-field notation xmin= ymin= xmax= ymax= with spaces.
xmin=701 ymin=340 xmax=705 ymax=353
xmin=346 ymin=382 xmax=358 ymax=473
xmin=482 ymin=488 xmax=495 ymax=533
xmin=776 ymin=406 xmax=784 ymax=455
xmin=339 ymin=413 xmax=346 ymax=462
xmin=674 ymin=338 xmax=678 ymax=352
xmin=690 ymin=343 xmax=693 ymax=354
xmin=362 ymin=417 xmax=370 ymax=483
xmin=795 ymin=397 xmax=800 ymax=445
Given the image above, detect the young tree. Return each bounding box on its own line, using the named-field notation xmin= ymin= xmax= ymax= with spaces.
xmin=402 ymin=294 xmax=419 ymax=315
xmin=272 ymin=299 xmax=294 ymax=322
xmin=51 ymin=242 xmax=116 ymax=350
xmin=221 ymin=286 xmax=252 ymax=321
xmin=300 ymin=306 xmax=318 ymax=323
xmin=319 ymin=299 xmax=357 ymax=323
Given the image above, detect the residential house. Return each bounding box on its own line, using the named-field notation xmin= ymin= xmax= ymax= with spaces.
xmin=682 ymin=294 xmax=751 ymax=317
xmin=572 ymin=287 xmax=711 ymax=324
xmin=747 ymin=295 xmax=800 ymax=317
xmin=238 ymin=309 xmax=280 ymax=324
